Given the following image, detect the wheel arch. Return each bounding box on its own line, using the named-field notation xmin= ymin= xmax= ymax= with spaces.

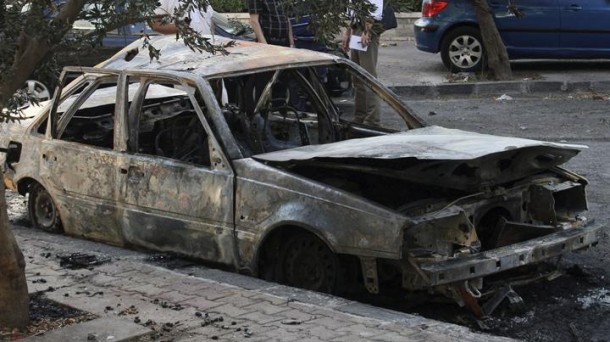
xmin=16 ymin=176 xmax=42 ymax=196
xmin=253 ymin=222 xmax=338 ymax=276
xmin=253 ymin=222 xmax=364 ymax=295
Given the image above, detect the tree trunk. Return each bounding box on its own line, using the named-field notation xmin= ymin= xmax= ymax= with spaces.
xmin=0 ymin=0 xmax=87 ymax=106
xmin=471 ymin=0 xmax=512 ymax=80
xmin=0 ymin=181 xmax=29 ymax=330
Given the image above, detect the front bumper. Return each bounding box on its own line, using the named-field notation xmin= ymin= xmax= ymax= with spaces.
xmin=418 ymin=222 xmax=605 ymax=286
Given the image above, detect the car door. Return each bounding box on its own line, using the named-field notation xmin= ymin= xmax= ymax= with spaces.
xmin=489 ymin=0 xmax=560 ymax=55
xmin=560 ymin=0 xmax=610 ymax=52
xmin=39 ymin=71 xmax=124 ymax=244
xmin=116 ymin=74 xmax=237 ymax=265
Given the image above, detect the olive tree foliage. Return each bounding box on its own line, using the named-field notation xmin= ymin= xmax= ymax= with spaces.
xmin=0 ymin=0 xmax=235 ymax=115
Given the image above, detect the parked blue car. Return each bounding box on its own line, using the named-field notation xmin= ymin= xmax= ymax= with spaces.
xmin=414 ymin=0 xmax=610 ymax=72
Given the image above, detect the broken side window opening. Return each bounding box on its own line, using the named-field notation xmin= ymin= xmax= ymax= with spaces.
xmin=210 ymin=63 xmax=423 ymax=158
xmin=210 ymin=68 xmax=330 ymax=157
xmin=36 ymin=79 xmax=94 ymax=136
xmin=55 ymin=75 xmax=120 ymax=149
xmin=327 ymin=64 xmax=413 ymax=134
xmin=124 ymin=76 xmax=215 ymax=168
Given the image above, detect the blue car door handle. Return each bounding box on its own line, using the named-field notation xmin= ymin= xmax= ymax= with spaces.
xmin=566 ymin=4 xmax=582 ymax=11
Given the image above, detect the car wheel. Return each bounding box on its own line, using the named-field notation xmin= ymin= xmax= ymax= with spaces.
xmin=441 ymin=27 xmax=485 ymax=72
xmin=28 ymin=183 xmax=63 ymax=233
xmin=24 ymin=80 xmax=51 ymax=102
xmin=279 ymin=232 xmax=338 ymax=293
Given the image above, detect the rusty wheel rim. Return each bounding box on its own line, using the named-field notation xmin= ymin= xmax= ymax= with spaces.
xmin=283 ymin=236 xmax=337 ymax=293
xmin=33 ymin=188 xmax=57 ymax=229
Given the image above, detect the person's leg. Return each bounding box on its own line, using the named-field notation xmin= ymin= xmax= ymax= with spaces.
xmin=356 ymin=34 xmax=380 ymax=125
xmin=351 ymin=49 xmax=367 ymax=124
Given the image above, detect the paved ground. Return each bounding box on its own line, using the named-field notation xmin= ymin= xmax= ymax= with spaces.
xmin=14 ymin=225 xmax=513 ymax=342
xmin=12 ymin=39 xmax=610 ymax=342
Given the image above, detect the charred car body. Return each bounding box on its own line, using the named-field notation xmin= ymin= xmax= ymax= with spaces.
xmin=1 ymin=36 xmax=604 ymax=314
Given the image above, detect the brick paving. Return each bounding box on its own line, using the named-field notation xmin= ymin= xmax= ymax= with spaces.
xmin=14 ymin=226 xmax=514 ymax=342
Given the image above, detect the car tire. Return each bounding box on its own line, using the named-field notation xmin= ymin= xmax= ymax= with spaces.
xmin=279 ymin=232 xmax=339 ymax=294
xmin=28 ymin=183 xmax=63 ymax=233
xmin=441 ymin=26 xmax=485 ymax=73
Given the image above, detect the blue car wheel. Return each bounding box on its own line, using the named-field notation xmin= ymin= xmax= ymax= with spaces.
xmin=441 ymin=26 xmax=485 ymax=72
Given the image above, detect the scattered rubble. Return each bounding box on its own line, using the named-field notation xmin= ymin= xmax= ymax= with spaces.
xmin=495 ymin=94 xmax=513 ymax=101
xmin=280 ymin=319 xmax=302 ymax=325
xmin=151 ymin=299 xmax=184 ymax=311
xmin=58 ymin=253 xmax=110 ymax=270
xmin=577 ymin=288 xmax=610 ymax=309
xmin=118 ymin=305 xmax=139 ymax=316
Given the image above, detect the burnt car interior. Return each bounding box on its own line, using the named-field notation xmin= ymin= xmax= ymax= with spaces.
xmin=128 ymin=79 xmax=211 ymax=167
xmin=211 ymin=64 xmax=413 ymax=157
xmin=214 ymin=68 xmax=338 ymax=156
xmin=55 ymin=78 xmax=116 ymax=149
xmin=48 ymin=74 xmax=213 ymax=167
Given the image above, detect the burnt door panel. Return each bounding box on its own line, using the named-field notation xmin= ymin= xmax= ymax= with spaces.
xmin=117 ymin=78 xmax=236 ymax=265
xmin=118 ymin=153 xmax=235 ymax=263
xmin=40 ymin=75 xmax=124 ymax=244
xmin=39 ymin=140 xmax=123 ymax=244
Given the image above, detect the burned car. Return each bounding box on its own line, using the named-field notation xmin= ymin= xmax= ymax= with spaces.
xmin=1 ymin=36 xmax=604 ymax=314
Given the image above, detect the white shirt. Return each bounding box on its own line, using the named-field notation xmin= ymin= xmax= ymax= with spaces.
xmin=348 ymin=0 xmax=384 ymax=22
xmin=154 ymin=0 xmax=214 ymax=35
xmin=370 ymin=0 xmax=383 ymax=21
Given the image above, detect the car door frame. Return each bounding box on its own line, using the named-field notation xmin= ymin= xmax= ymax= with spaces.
xmin=114 ymin=70 xmax=239 ymax=266
xmin=40 ymin=68 xmax=125 ymax=244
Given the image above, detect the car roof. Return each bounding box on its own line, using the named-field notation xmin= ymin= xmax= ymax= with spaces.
xmin=98 ymin=35 xmax=339 ymax=78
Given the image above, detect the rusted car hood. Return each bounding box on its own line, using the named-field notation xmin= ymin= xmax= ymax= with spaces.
xmin=253 ymin=126 xmax=586 ymax=191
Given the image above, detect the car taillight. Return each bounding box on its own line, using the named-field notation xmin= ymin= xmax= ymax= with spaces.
xmin=422 ymin=0 xmax=449 ymax=17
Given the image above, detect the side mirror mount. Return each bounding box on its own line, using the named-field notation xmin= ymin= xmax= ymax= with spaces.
xmin=0 ymin=142 xmax=22 ymax=170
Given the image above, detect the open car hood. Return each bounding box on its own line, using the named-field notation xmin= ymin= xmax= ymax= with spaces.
xmin=253 ymin=126 xmax=586 ymax=191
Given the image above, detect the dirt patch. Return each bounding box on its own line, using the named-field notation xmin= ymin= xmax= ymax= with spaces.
xmin=483 ymin=270 xmax=610 ymax=341
xmin=403 ymin=263 xmax=610 ymax=342
xmin=0 ymin=292 xmax=96 ymax=341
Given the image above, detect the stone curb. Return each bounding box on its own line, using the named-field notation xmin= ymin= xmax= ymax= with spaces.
xmin=389 ymin=80 xmax=610 ymax=98
xmin=22 ymin=318 xmax=151 ymax=342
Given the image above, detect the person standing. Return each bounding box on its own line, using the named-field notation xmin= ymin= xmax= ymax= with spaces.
xmin=151 ymin=0 xmax=215 ymax=35
xmin=342 ymin=0 xmax=385 ymax=126
xmin=247 ymin=0 xmax=294 ymax=47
